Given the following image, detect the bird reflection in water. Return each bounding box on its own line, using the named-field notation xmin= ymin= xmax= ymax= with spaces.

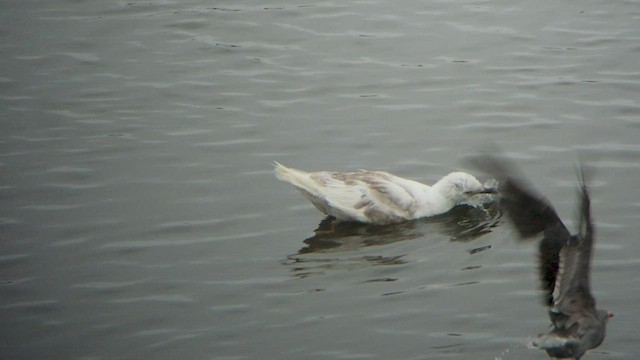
xmin=282 ymin=203 xmax=501 ymax=278
xmin=472 ymin=154 xmax=612 ymax=359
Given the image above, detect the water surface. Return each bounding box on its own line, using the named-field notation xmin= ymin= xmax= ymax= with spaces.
xmin=1 ymin=0 xmax=639 ymax=359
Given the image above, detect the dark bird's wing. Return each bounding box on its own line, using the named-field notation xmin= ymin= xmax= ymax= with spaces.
xmin=553 ymin=171 xmax=596 ymax=317
xmin=470 ymin=154 xmax=572 ymax=305
xmin=545 ymin=173 xmax=609 ymax=360
xmin=470 ymin=155 xmax=570 ymax=238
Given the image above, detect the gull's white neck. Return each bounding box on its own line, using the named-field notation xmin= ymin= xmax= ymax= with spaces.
xmin=411 ymin=183 xmax=457 ymax=218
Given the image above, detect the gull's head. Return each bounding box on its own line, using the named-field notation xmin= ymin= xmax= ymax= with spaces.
xmin=433 ymin=172 xmax=498 ymax=204
xmin=596 ymin=310 xmax=614 ymax=327
xmin=599 ymin=309 xmax=614 ymax=322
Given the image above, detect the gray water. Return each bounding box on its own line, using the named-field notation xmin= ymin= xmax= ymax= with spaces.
xmin=2 ymin=0 xmax=639 ymax=359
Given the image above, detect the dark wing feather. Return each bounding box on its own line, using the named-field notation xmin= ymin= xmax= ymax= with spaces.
xmin=554 ymin=170 xmax=596 ymax=315
xmin=470 ymin=154 xmax=572 ymax=305
xmin=470 ymin=155 xmax=570 ymax=238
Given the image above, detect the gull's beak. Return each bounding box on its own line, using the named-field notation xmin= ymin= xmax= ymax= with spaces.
xmin=464 ymin=179 xmax=499 ymax=196
xmin=480 ymin=187 xmax=499 ymax=194
xmin=465 ymin=188 xmax=499 ymax=196
xmin=483 ymin=178 xmax=499 ymax=193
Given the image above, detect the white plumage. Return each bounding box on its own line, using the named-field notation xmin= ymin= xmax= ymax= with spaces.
xmin=274 ymin=162 xmax=496 ymax=224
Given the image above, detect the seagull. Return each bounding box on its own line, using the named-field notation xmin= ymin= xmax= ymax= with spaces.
xmin=274 ymin=162 xmax=497 ymax=224
xmin=471 ymin=154 xmax=612 ymax=359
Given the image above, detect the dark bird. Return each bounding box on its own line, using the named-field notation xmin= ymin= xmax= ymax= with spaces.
xmin=471 ymin=154 xmax=612 ymax=359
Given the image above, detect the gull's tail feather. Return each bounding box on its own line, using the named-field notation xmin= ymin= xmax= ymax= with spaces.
xmin=273 ymin=161 xmax=293 ymax=182
xmin=274 ymin=162 xmax=321 ymax=194
xmin=274 ymin=162 xmax=337 ymax=216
